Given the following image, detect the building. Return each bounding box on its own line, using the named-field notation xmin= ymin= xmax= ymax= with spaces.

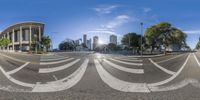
xmin=86 ymin=38 xmax=91 ymax=50
xmin=0 ymin=22 xmax=44 ymax=52
xmin=83 ymin=34 xmax=87 ymax=45
xmin=110 ymin=35 xmax=117 ymax=45
xmin=93 ymin=36 xmax=99 ymax=50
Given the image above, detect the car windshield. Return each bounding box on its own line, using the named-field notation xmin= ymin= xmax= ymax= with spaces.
xmin=0 ymin=0 xmax=199 ymax=100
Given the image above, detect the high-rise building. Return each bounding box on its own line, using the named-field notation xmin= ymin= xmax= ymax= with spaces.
xmin=87 ymin=38 xmax=92 ymax=50
xmin=110 ymin=35 xmax=117 ymax=45
xmin=83 ymin=34 xmax=87 ymax=45
xmin=93 ymin=36 xmax=99 ymax=50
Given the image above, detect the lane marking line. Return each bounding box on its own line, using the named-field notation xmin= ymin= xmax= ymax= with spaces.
xmin=150 ymin=78 xmax=194 ymax=92
xmin=32 ymin=59 xmax=89 ymax=92
xmin=156 ymin=54 xmax=185 ymax=63
xmin=40 ymin=58 xmax=74 ymax=65
xmin=0 ymin=53 xmax=26 ymax=63
xmin=7 ymin=62 xmax=30 ymax=75
xmin=113 ymin=58 xmax=142 ymax=62
xmin=40 ymin=57 xmax=69 ymax=62
xmin=53 ymin=75 xmax=58 ymax=81
xmin=193 ymin=53 xmax=200 ymax=67
xmin=127 ymin=54 xmax=165 ymax=58
xmin=149 ymin=58 xmax=175 ymax=75
xmin=0 ymin=66 xmax=35 ymax=88
xmin=39 ymin=59 xmax=80 ymax=73
xmin=103 ymin=59 xmax=144 ymax=74
xmin=109 ymin=58 xmax=143 ymax=66
xmin=94 ymin=59 xmax=150 ymax=92
xmin=148 ymin=54 xmax=190 ymax=87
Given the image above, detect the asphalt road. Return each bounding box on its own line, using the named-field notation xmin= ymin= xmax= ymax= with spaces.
xmin=0 ymin=51 xmax=200 ymax=100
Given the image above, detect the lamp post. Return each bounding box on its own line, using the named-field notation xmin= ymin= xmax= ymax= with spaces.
xmin=140 ymin=22 xmax=143 ymax=56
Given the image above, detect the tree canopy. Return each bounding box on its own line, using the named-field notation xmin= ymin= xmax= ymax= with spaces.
xmin=196 ymin=40 xmax=200 ymax=49
xmin=121 ymin=32 xmax=143 ymax=49
xmin=59 ymin=38 xmax=76 ymax=51
xmin=0 ymin=38 xmax=10 ymax=47
xmin=144 ymin=22 xmax=187 ymax=51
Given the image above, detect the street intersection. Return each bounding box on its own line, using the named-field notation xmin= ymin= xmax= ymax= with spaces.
xmin=0 ymin=52 xmax=200 ymax=100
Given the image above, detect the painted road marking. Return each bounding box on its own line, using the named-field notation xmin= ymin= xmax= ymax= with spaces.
xmin=7 ymin=62 xmax=30 ymax=75
xmin=95 ymin=59 xmax=150 ymax=92
xmin=40 ymin=58 xmax=74 ymax=65
xmin=156 ymin=54 xmax=185 ymax=63
xmin=0 ymin=59 xmax=89 ymax=92
xmin=0 ymin=66 xmax=35 ymax=88
xmin=103 ymin=59 xmax=144 ymax=74
xmin=109 ymin=58 xmax=143 ymax=66
xmin=116 ymin=57 xmax=139 ymax=60
xmin=193 ymin=53 xmax=200 ymax=67
xmin=0 ymin=53 xmax=26 ymax=63
xmin=148 ymin=54 xmax=190 ymax=87
xmin=53 ymin=75 xmax=58 ymax=81
xmin=127 ymin=54 xmax=165 ymax=58
xmin=113 ymin=58 xmax=142 ymax=62
xmin=149 ymin=58 xmax=175 ymax=75
xmin=150 ymin=78 xmax=195 ymax=92
xmin=32 ymin=59 xmax=89 ymax=92
xmin=39 ymin=59 xmax=80 ymax=73
xmin=40 ymin=57 xmax=69 ymax=62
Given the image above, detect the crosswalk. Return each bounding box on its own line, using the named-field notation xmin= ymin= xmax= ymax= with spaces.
xmin=94 ymin=53 xmax=191 ymax=92
xmin=0 ymin=54 xmax=89 ymax=92
xmin=0 ymin=53 xmax=196 ymax=93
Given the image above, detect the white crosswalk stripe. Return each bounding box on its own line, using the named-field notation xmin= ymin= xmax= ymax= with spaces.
xmin=40 ymin=58 xmax=75 ymax=65
xmin=94 ymin=59 xmax=150 ymax=92
xmin=108 ymin=58 xmax=143 ymax=66
xmin=149 ymin=58 xmax=175 ymax=75
xmin=7 ymin=62 xmax=30 ymax=75
xmin=39 ymin=59 xmax=80 ymax=73
xmin=103 ymin=59 xmax=144 ymax=74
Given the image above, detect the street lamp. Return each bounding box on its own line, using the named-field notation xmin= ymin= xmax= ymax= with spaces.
xmin=140 ymin=22 xmax=143 ymax=56
xmin=128 ymin=34 xmax=130 ymax=48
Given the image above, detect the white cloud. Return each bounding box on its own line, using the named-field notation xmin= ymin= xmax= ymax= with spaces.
xmin=184 ymin=30 xmax=200 ymax=34
xmin=143 ymin=7 xmax=152 ymax=13
xmin=93 ymin=5 xmax=119 ymax=14
xmin=105 ymin=15 xmax=133 ymax=29
xmin=87 ymin=30 xmax=116 ymax=35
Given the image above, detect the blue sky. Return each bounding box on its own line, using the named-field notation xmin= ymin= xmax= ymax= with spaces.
xmin=0 ymin=0 xmax=199 ymax=49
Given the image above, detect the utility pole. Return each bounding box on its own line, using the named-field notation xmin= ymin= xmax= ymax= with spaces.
xmin=140 ymin=22 xmax=143 ymax=56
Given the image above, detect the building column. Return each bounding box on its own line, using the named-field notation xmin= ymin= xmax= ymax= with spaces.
xmin=12 ymin=29 xmax=15 ymax=51
xmin=39 ymin=26 xmax=41 ymax=42
xmin=29 ymin=26 xmax=32 ymax=50
xmin=20 ymin=26 xmax=22 ymax=51
xmin=7 ymin=32 xmax=9 ymax=50
xmin=3 ymin=34 xmax=5 ymax=50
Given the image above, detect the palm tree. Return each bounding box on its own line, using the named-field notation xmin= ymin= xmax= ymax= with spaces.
xmin=41 ymin=36 xmax=51 ymax=52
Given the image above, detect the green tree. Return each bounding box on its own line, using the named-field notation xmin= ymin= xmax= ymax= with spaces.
xmin=121 ymin=32 xmax=142 ymax=50
xmin=59 ymin=38 xmax=76 ymax=51
xmin=108 ymin=43 xmax=117 ymax=51
xmin=0 ymin=38 xmax=10 ymax=50
xmin=41 ymin=36 xmax=51 ymax=52
xmin=144 ymin=22 xmax=187 ymax=54
xmin=196 ymin=40 xmax=200 ymax=49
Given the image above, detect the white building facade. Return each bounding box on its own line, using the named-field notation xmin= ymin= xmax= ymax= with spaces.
xmin=0 ymin=22 xmax=44 ymax=52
